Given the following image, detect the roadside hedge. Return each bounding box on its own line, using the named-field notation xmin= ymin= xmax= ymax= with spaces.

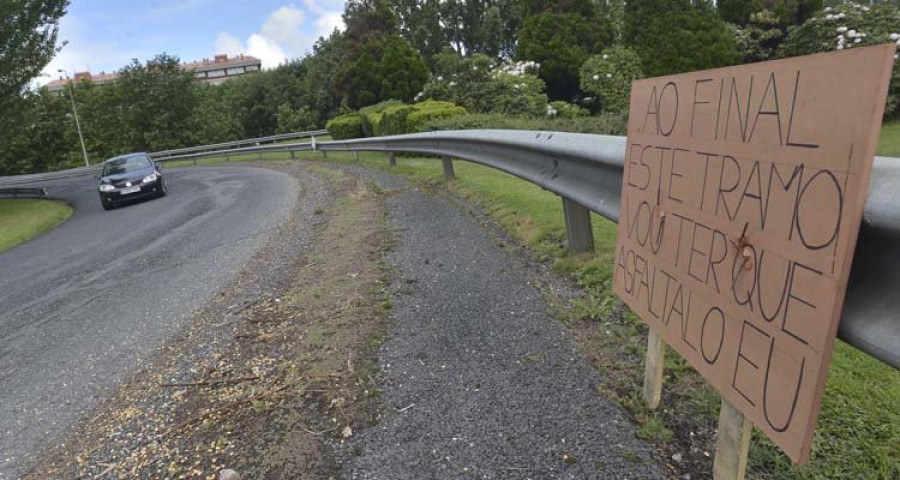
xmin=359 ymin=100 xmax=403 ymax=137
xmin=419 ymin=112 xmax=626 ymax=135
xmin=381 ymin=104 xmax=418 ymax=136
xmin=325 ymin=113 xmax=364 ymax=140
xmin=406 ymin=101 xmax=468 ymax=133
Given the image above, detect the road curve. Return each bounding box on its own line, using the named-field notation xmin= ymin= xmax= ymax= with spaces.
xmin=0 ymin=165 xmax=298 ymax=478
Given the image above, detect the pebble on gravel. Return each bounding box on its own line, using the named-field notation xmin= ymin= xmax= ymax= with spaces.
xmin=218 ymin=468 xmax=241 ymax=480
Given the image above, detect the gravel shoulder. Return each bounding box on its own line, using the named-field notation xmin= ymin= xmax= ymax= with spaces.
xmin=322 ymin=163 xmax=665 ymax=479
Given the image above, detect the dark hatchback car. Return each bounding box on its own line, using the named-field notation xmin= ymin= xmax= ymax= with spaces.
xmin=98 ymin=153 xmax=167 ymax=210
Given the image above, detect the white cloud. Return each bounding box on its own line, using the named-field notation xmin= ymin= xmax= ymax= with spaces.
xmin=216 ymin=3 xmax=344 ymax=69
xmin=37 ymin=15 xmax=140 ymax=86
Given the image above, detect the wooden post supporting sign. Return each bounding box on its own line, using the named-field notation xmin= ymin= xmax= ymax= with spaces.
xmin=614 ymin=45 xmax=895 ymax=474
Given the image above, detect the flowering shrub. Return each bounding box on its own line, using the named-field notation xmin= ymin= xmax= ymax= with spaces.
xmin=420 ymin=53 xmax=549 ymax=116
xmin=490 ymin=73 xmax=549 ymax=117
xmin=325 ymin=113 xmax=364 ymax=140
xmin=780 ymin=3 xmax=900 ymax=117
xmin=547 ymin=101 xmax=589 ymax=118
xmin=579 ymin=46 xmax=644 ymax=114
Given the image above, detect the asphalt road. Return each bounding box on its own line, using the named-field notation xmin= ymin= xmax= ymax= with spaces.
xmin=0 ymin=165 xmax=297 ymax=478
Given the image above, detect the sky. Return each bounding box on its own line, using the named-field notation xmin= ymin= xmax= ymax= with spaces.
xmin=39 ymin=0 xmax=345 ymax=85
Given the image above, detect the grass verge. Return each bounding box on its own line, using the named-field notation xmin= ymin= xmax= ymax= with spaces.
xmin=304 ymin=150 xmax=900 ymax=480
xmin=878 ymin=121 xmax=900 ymax=157
xmin=0 ymin=199 xmax=72 ymax=253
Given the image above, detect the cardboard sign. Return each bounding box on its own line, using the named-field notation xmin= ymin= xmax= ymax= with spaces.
xmin=613 ymin=45 xmax=895 ymax=464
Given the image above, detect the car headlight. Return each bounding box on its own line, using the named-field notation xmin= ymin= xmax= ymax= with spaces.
xmin=142 ymin=173 xmax=158 ymax=183
xmin=99 ymin=184 xmax=115 ymax=192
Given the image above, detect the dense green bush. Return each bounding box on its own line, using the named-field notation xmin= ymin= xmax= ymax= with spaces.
xmin=334 ymin=35 xmax=429 ymax=109
xmin=780 ymin=3 xmax=900 ymax=118
xmin=517 ymin=12 xmax=613 ymax=100
xmin=419 ymin=112 xmax=626 ymax=136
xmin=733 ymin=10 xmax=786 ymax=63
xmin=625 ymin=0 xmax=741 ymax=77
xmin=579 ymin=46 xmax=644 ymax=114
xmin=359 ymin=100 xmax=403 ymax=137
xmin=406 ymin=101 xmax=468 ymax=133
xmin=326 ymin=113 xmax=364 ymax=140
xmin=547 ymin=101 xmax=589 ymax=118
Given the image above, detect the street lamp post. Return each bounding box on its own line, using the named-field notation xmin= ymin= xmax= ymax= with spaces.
xmin=58 ymin=70 xmax=90 ymax=167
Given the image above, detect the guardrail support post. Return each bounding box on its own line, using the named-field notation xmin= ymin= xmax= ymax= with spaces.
xmin=322 ymin=150 xmax=327 ymax=158
xmin=353 ymin=151 xmax=360 ymax=162
xmin=442 ymin=156 xmax=456 ymax=181
xmin=389 ymin=152 xmax=397 ymax=167
xmin=642 ymin=329 xmax=666 ymax=410
xmin=226 ymin=156 xmax=230 ymax=162
xmin=290 ymin=150 xmax=296 ymax=160
xmin=713 ymin=399 xmax=751 ymax=480
xmin=561 ymin=197 xmax=593 ymax=253
xmin=193 ymin=158 xmax=197 ymax=166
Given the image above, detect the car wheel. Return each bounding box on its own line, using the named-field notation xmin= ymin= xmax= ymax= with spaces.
xmin=102 ymin=201 xmax=114 ymax=211
xmin=159 ymin=179 xmax=168 ymax=197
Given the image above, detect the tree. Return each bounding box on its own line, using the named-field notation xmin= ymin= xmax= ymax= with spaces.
xmin=517 ymin=12 xmax=612 ymax=100
xmin=114 ymin=53 xmax=197 ymax=152
xmin=625 ymin=0 xmax=741 ymax=78
xmin=0 ymin=0 xmax=68 ymax=105
xmin=334 ymin=35 xmax=428 ymax=108
xmin=719 ymin=0 xmax=823 ymax=27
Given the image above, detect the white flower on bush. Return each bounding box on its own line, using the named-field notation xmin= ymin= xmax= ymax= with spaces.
xmin=513 ymin=84 xmax=520 ymax=89
xmin=837 ymin=26 xmax=848 ymax=33
xmin=837 ymin=45 xmax=844 ymax=50
xmin=606 ymin=73 xmax=613 ymax=78
xmin=448 ymin=81 xmax=457 ymax=87
xmin=826 ymin=14 xmax=834 ymax=20
xmin=437 ymin=76 xmax=443 ymax=81
xmin=592 ymin=74 xmax=599 ymax=81
xmin=602 ymin=54 xmax=609 ymax=60
xmin=546 ymin=105 xmax=558 ymax=116
xmin=824 ymin=6 xmax=832 ymax=12
xmin=414 ymin=92 xmax=424 ymax=101
xmin=835 ymin=12 xmax=846 ymax=19
xmin=847 ymin=29 xmax=857 ymax=37
xmin=891 ymin=33 xmax=900 ymax=41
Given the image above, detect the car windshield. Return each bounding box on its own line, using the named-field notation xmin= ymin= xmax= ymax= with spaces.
xmin=103 ymin=156 xmax=151 ymax=176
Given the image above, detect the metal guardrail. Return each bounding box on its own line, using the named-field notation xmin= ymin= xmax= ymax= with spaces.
xmin=150 ymin=130 xmax=326 ymax=159
xmin=0 ymin=131 xmax=325 ymax=187
xmin=0 ymin=129 xmax=896 ymax=369
xmin=314 ymin=130 xmax=900 ymax=370
xmin=0 ymin=187 xmax=48 ymax=199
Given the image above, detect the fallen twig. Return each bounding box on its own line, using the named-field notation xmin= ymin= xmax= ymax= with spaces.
xmin=161 ymin=375 xmax=259 ymax=388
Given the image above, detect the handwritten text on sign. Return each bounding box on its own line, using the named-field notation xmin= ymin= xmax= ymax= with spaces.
xmin=613 ymin=45 xmax=894 ymax=464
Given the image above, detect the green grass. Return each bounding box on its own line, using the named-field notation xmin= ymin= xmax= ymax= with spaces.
xmin=877 ymin=121 xmax=900 ymax=157
xmin=305 ymin=150 xmax=899 ymax=480
xmin=0 ymin=199 xmax=72 ymax=252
